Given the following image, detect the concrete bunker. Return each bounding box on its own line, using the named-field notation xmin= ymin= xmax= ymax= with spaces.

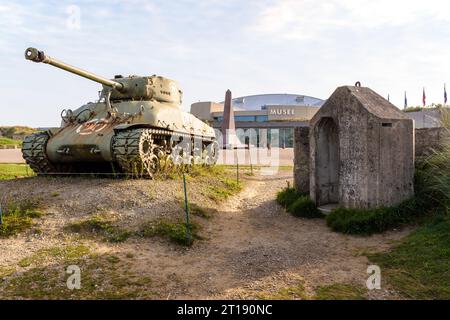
xmin=310 ymin=86 xmax=415 ymax=209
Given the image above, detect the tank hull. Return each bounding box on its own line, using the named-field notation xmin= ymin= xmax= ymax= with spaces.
xmin=43 ymin=100 xmax=215 ymax=164
xmin=23 ymin=100 xmax=218 ymax=177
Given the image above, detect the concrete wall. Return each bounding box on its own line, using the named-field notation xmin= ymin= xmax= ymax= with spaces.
xmin=405 ymin=108 xmax=449 ymax=128
xmin=293 ymin=127 xmax=310 ymax=194
xmin=415 ymin=127 xmax=449 ymax=157
xmin=190 ymin=102 xmax=224 ymax=121
xmin=295 ymin=126 xmax=448 ymax=202
xmin=366 ymin=116 xmax=415 ymax=208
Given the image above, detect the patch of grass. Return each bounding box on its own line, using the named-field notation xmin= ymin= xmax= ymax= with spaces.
xmin=0 ymin=164 xmax=34 ymax=180
xmin=257 ymin=282 xmax=366 ymax=300
xmin=18 ymin=245 xmax=90 ymax=268
xmin=368 ymin=216 xmax=450 ymax=299
xmin=258 ymin=283 xmax=308 ymax=300
xmin=2 ymin=253 xmax=154 ymax=299
xmin=140 ymin=219 xmax=201 ymax=246
xmin=65 ymin=214 xmax=132 ymax=243
xmin=314 ymin=284 xmax=367 ymax=300
xmin=208 ymin=178 xmax=242 ymax=201
xmin=0 ymin=266 xmax=16 ymax=280
xmin=0 ymin=137 xmax=22 ymax=146
xmin=0 ymin=200 xmax=43 ymax=238
xmin=190 ymin=165 xmax=226 ymax=178
xmin=183 ymin=202 xmax=215 ymax=219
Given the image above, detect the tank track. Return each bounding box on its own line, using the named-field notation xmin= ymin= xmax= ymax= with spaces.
xmin=22 ymin=129 xmax=217 ymax=178
xmin=22 ymin=132 xmax=57 ymax=175
xmin=112 ymin=128 xmax=217 ymax=178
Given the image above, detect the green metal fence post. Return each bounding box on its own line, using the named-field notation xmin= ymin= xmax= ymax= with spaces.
xmin=236 ymin=159 xmax=239 ymax=184
xmin=182 ymin=173 xmax=191 ymax=244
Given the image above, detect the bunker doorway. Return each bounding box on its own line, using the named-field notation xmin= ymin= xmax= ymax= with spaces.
xmin=316 ymin=117 xmax=339 ymax=206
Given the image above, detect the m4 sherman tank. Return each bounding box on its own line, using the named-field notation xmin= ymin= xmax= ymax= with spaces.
xmin=22 ymin=47 xmax=218 ymax=177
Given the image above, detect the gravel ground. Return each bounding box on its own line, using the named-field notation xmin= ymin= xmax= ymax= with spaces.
xmin=0 ymin=169 xmax=412 ymax=299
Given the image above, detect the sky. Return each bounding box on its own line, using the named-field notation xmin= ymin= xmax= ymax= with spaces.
xmin=1 ymin=0 xmax=449 ymax=127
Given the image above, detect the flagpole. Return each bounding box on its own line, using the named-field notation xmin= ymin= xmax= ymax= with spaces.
xmin=404 ymin=91 xmax=407 ymax=110
xmin=422 ymin=94 xmax=425 ymax=124
xmin=444 ymin=83 xmax=447 ymax=107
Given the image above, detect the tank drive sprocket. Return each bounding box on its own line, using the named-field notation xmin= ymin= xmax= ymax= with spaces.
xmin=22 ymin=132 xmax=57 ymax=175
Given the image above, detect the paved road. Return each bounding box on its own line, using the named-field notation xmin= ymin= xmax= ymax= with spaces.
xmin=217 ymin=148 xmax=294 ymax=166
xmin=0 ymin=148 xmax=295 ymax=166
xmin=0 ymin=149 xmax=25 ymax=164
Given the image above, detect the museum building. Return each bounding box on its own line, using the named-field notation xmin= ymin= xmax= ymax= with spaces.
xmin=190 ymin=93 xmax=325 ymax=148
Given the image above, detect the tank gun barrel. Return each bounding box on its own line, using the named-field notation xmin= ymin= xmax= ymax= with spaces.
xmin=24 ymin=47 xmax=124 ymax=92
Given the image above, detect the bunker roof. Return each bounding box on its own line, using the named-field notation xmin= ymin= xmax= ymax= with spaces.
xmin=326 ymin=86 xmax=410 ymax=120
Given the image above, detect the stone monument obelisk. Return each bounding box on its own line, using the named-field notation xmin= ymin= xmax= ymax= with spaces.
xmin=221 ymin=89 xmax=238 ymax=148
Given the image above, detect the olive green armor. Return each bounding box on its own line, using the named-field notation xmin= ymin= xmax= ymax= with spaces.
xmin=22 ymin=47 xmax=218 ymax=177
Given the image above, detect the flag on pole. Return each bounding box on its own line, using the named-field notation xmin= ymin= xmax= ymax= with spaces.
xmin=404 ymin=91 xmax=408 ymax=109
xmin=445 ymin=84 xmax=448 ymax=105
xmin=422 ymin=87 xmax=426 ymax=107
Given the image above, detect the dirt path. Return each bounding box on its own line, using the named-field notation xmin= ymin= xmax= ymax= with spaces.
xmin=0 ymin=170 xmax=412 ymax=299
xmin=116 ymin=171 xmax=411 ymax=299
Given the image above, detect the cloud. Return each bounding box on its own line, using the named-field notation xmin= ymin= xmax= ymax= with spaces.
xmin=251 ymin=0 xmax=450 ymax=40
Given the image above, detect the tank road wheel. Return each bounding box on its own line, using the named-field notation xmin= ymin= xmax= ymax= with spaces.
xmin=112 ymin=129 xmax=160 ymax=178
xmin=22 ymin=132 xmax=57 ymax=175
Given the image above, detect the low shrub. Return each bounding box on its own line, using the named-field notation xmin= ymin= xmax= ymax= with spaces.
xmin=414 ymin=146 xmax=450 ymax=212
xmin=276 ymin=187 xmax=322 ymax=219
xmin=326 ymin=198 xmax=423 ymax=235
xmin=288 ymin=196 xmax=323 ymax=219
xmin=276 ymin=188 xmax=301 ymax=208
